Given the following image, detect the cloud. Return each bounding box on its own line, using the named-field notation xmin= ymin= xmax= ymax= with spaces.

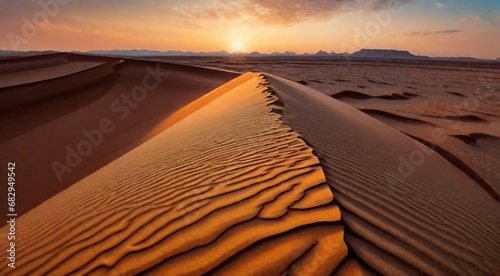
xmin=434 ymin=0 xmax=447 ymax=7
xmin=409 ymin=29 xmax=464 ymax=36
xmin=434 ymin=29 xmax=463 ymax=34
xmin=1 ymin=0 xmax=415 ymax=32
xmin=459 ymin=16 xmax=480 ymax=22
xmin=171 ymin=0 xmax=415 ymax=26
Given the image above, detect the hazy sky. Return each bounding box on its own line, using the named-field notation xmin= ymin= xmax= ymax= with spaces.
xmin=1 ymin=0 xmax=499 ymax=58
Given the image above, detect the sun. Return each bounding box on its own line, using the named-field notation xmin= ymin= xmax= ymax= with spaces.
xmin=231 ymin=40 xmax=244 ymax=53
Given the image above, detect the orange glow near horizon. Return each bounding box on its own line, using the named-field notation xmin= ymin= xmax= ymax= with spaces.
xmin=231 ymin=40 xmax=244 ymax=53
xmin=0 ymin=1 xmax=498 ymax=59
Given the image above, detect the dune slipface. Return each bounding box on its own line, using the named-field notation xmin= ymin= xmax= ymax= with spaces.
xmin=265 ymin=74 xmax=500 ymax=275
xmin=0 ymin=73 xmax=347 ymax=275
xmin=0 ymin=53 xmax=238 ymax=217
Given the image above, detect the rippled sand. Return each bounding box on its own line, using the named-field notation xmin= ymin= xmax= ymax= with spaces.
xmin=1 ymin=54 xmax=499 ymax=275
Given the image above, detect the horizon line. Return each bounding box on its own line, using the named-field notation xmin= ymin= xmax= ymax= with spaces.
xmin=1 ymin=48 xmax=498 ymax=61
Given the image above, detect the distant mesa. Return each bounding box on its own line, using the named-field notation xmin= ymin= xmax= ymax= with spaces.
xmin=350 ymin=49 xmax=420 ymax=60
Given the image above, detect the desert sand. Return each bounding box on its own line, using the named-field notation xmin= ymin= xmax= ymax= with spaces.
xmin=0 ymin=53 xmax=237 ymax=216
xmin=0 ymin=53 xmax=499 ymax=275
xmin=167 ymin=57 xmax=500 ymax=197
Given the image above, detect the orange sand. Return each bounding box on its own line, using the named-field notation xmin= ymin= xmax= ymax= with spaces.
xmin=0 ymin=72 xmax=347 ymax=275
xmin=1 ymin=53 xmax=499 ymax=275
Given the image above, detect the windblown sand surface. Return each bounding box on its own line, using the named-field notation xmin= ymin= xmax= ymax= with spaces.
xmin=1 ymin=53 xmax=499 ymax=275
xmin=1 ymin=71 xmax=348 ymax=275
xmin=0 ymin=53 xmax=237 ymax=216
xmin=265 ymin=74 xmax=500 ymax=275
xmin=165 ymin=57 xmax=500 ymax=194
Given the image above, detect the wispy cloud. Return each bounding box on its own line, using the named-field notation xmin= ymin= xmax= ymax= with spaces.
xmin=0 ymin=0 xmax=416 ymax=33
xmin=169 ymin=0 xmax=415 ymax=26
xmin=435 ymin=0 xmax=447 ymax=7
xmin=459 ymin=16 xmax=482 ymax=22
xmin=409 ymin=29 xmax=464 ymax=36
xmin=434 ymin=29 xmax=464 ymax=34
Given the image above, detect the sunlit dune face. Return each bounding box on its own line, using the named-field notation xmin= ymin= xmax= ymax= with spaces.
xmin=231 ymin=40 xmax=244 ymax=53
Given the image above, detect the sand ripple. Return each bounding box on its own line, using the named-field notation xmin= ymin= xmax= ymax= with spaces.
xmin=0 ymin=73 xmax=346 ymax=275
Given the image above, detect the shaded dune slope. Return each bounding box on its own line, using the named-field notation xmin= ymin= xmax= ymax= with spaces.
xmin=360 ymin=109 xmax=500 ymax=198
xmin=0 ymin=59 xmax=122 ymax=110
xmin=0 ymin=53 xmax=239 ymax=217
xmin=366 ymin=106 xmax=500 ymax=197
xmin=265 ymin=74 xmax=500 ymax=275
xmin=0 ymin=53 xmax=78 ymax=73
xmin=328 ymin=87 xmax=500 ymax=197
xmin=0 ymin=73 xmax=349 ymax=275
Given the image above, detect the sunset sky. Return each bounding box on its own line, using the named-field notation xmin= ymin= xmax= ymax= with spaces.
xmin=1 ymin=0 xmax=499 ymax=59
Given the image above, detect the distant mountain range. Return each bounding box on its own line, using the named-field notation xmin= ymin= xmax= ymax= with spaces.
xmin=86 ymin=49 xmax=232 ymax=57
xmin=0 ymin=49 xmax=497 ymax=62
xmin=84 ymin=49 xmax=351 ymax=58
xmin=84 ymin=49 xmax=496 ymax=62
xmin=0 ymin=50 xmax=58 ymax=57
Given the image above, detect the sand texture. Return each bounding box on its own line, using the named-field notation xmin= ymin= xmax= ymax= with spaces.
xmin=168 ymin=57 xmax=500 ymax=197
xmin=0 ymin=72 xmax=347 ymax=275
xmin=265 ymin=73 xmax=500 ymax=275
xmin=0 ymin=53 xmax=238 ymax=216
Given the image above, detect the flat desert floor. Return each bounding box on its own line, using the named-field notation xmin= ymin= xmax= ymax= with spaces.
xmin=0 ymin=53 xmax=499 ymax=275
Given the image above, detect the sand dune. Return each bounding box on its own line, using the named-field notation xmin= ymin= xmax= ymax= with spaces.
xmin=0 ymin=60 xmax=108 ymax=89
xmin=0 ymin=54 xmax=71 ymax=73
xmin=265 ymin=73 xmax=500 ymax=275
xmin=0 ymin=72 xmax=347 ymax=275
xmin=0 ymin=53 xmax=238 ymax=217
xmin=0 ymin=59 xmax=122 ymax=110
xmin=173 ymin=58 xmax=500 ymax=196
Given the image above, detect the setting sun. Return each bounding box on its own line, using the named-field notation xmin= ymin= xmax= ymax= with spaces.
xmin=231 ymin=40 xmax=244 ymax=53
